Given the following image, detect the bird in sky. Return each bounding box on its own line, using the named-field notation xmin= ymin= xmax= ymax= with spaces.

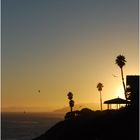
xmin=112 ymin=74 xmax=118 ymax=77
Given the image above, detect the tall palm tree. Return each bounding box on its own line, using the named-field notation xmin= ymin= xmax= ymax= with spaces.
xmin=115 ymin=55 xmax=127 ymax=99
xmin=97 ymin=83 xmax=104 ymax=111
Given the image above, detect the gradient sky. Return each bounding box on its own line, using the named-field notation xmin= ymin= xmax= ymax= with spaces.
xmin=2 ymin=0 xmax=139 ymax=112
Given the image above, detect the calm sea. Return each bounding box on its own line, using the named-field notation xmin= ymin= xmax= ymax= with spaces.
xmin=1 ymin=112 xmax=64 ymax=140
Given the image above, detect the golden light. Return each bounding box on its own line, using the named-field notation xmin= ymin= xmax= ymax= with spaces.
xmin=115 ymin=86 xmax=125 ymax=99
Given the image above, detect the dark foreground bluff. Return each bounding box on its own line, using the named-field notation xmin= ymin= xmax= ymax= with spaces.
xmin=32 ymin=108 xmax=138 ymax=140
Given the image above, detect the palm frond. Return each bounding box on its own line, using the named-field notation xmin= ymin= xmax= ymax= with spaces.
xmin=115 ymin=55 xmax=126 ymax=68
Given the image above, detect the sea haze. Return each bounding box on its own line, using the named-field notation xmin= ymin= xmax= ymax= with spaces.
xmin=1 ymin=112 xmax=63 ymax=140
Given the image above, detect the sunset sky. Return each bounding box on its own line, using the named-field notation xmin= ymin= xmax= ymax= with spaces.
xmin=2 ymin=0 xmax=139 ymax=112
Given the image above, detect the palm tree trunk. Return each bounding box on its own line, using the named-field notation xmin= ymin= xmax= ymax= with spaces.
xmin=100 ymin=91 xmax=102 ymax=111
xmin=121 ymin=68 xmax=126 ymax=99
xmin=70 ymin=107 xmax=72 ymax=113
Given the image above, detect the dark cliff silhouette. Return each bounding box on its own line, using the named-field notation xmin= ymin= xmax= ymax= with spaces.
xmin=33 ymin=108 xmax=138 ymax=140
xmin=32 ymin=75 xmax=139 ymax=140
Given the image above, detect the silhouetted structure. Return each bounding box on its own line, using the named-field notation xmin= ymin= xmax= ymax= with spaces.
xmin=126 ymin=75 xmax=139 ymax=111
xmin=104 ymin=97 xmax=129 ymax=110
xmin=64 ymin=108 xmax=94 ymax=120
xmin=65 ymin=110 xmax=80 ymax=120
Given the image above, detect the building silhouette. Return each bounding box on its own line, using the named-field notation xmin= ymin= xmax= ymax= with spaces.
xmin=126 ymin=75 xmax=139 ymax=111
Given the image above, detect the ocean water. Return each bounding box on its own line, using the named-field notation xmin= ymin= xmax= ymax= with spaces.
xmin=1 ymin=112 xmax=63 ymax=140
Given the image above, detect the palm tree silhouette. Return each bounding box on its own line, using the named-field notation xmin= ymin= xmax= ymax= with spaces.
xmin=69 ymin=100 xmax=74 ymax=112
xmin=67 ymin=92 xmax=74 ymax=113
xmin=115 ymin=55 xmax=127 ymax=99
xmin=67 ymin=92 xmax=73 ymax=100
xmin=97 ymin=83 xmax=104 ymax=111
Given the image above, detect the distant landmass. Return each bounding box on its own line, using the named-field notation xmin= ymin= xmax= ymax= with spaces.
xmin=53 ymin=103 xmax=104 ymax=113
